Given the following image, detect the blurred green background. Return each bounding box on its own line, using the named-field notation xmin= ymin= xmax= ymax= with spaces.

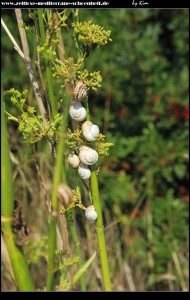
xmin=1 ymin=9 xmax=189 ymax=291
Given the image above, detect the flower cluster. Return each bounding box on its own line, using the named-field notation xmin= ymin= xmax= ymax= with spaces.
xmin=6 ymin=88 xmax=63 ymax=144
xmin=72 ymin=21 xmax=112 ymax=47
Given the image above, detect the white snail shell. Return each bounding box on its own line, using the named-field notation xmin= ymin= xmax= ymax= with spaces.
xmin=85 ymin=205 xmax=98 ymax=221
xmin=78 ymin=163 xmax=91 ymax=180
xmin=74 ymin=80 xmax=88 ymax=101
xmin=69 ymin=102 xmax=86 ymax=121
xmin=68 ymin=154 xmax=80 ymax=168
xmin=82 ymin=121 xmax=100 ymax=142
xmin=79 ymin=146 xmax=99 ymax=166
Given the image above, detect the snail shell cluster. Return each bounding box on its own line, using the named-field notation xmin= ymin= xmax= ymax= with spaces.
xmin=68 ymin=154 xmax=80 ymax=169
xmin=68 ymin=146 xmax=98 ymax=180
xmin=74 ymin=80 xmax=88 ymax=101
xmin=69 ymin=102 xmax=86 ymax=121
xmin=82 ymin=121 xmax=100 ymax=142
xmin=68 ymin=146 xmax=98 ymax=179
xmin=79 ymin=146 xmax=99 ymax=166
xmin=78 ymin=163 xmax=91 ymax=180
xmin=85 ymin=205 xmax=98 ymax=221
xmin=68 ymin=84 xmax=100 ymax=182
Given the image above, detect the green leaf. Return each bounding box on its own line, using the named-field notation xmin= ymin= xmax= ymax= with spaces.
xmin=174 ymin=164 xmax=186 ymax=179
xmin=65 ymin=251 xmax=96 ymax=290
xmin=72 ymin=251 xmax=96 ymax=285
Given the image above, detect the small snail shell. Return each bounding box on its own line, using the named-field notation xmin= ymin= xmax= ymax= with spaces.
xmin=69 ymin=102 xmax=86 ymax=121
xmin=74 ymin=80 xmax=88 ymax=101
xmin=68 ymin=154 xmax=80 ymax=168
xmin=78 ymin=163 xmax=91 ymax=180
xmin=82 ymin=121 xmax=100 ymax=142
xmin=85 ymin=205 xmax=98 ymax=221
xmin=79 ymin=146 xmax=99 ymax=166
xmin=57 ymin=184 xmax=72 ymax=207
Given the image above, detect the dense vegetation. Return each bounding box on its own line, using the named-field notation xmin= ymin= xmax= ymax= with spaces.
xmin=1 ymin=8 xmax=189 ymax=291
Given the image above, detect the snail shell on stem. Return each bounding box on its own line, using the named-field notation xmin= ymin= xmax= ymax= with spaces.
xmin=85 ymin=205 xmax=98 ymax=221
xmin=74 ymin=80 xmax=88 ymax=101
xmin=57 ymin=184 xmax=72 ymax=207
xmin=82 ymin=121 xmax=100 ymax=142
xmin=69 ymin=102 xmax=86 ymax=121
xmin=79 ymin=146 xmax=99 ymax=166
xmin=68 ymin=154 xmax=80 ymax=168
xmin=78 ymin=163 xmax=91 ymax=180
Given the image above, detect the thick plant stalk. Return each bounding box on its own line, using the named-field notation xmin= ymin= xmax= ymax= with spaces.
xmin=1 ymin=18 xmax=25 ymax=59
xmin=90 ymin=171 xmax=112 ymax=291
xmin=81 ymin=61 xmax=111 ymax=291
xmin=62 ymin=85 xmax=86 ymax=291
xmin=37 ymin=9 xmax=57 ymax=119
xmin=1 ymin=233 xmax=16 ymax=286
xmin=1 ymin=95 xmax=35 ymax=291
xmin=36 ymin=8 xmax=85 ymax=287
xmin=46 ymin=88 xmax=86 ymax=291
xmin=14 ymin=9 xmax=47 ymax=119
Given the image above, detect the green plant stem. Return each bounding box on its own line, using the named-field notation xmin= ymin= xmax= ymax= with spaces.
xmin=46 ymin=90 xmax=70 ymax=291
xmin=66 ymin=210 xmax=86 ymax=291
xmin=90 ymin=171 xmax=112 ymax=291
xmin=62 ymin=159 xmax=87 ymax=290
xmin=65 ymin=251 xmax=96 ymax=291
xmin=85 ymin=92 xmax=111 ymax=290
xmin=78 ymin=174 xmax=92 ymax=204
xmin=37 ymin=9 xmax=57 ymax=119
xmin=1 ymin=94 xmax=35 ymax=291
xmin=46 ymin=86 xmax=86 ymax=291
xmin=46 ymin=127 xmax=65 ymax=291
xmin=71 ymin=12 xmax=83 ymax=60
xmin=146 ymin=170 xmax=155 ymax=288
xmin=63 ymin=88 xmax=86 ymax=291
xmin=80 ymin=50 xmax=111 ymax=290
xmin=84 ymin=99 xmax=91 ymax=121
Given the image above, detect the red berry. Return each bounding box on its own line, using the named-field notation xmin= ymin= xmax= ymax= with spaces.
xmin=123 ymin=163 xmax=131 ymax=171
xmin=183 ymin=195 xmax=189 ymax=203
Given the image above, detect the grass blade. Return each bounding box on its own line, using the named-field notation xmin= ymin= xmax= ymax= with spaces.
xmin=65 ymin=251 xmax=96 ymax=290
xmin=1 ymin=90 xmax=35 ymax=291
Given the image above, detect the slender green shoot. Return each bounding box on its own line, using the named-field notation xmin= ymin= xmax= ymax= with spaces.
xmin=90 ymin=171 xmax=112 ymax=291
xmin=66 ymin=210 xmax=86 ymax=291
xmin=65 ymin=251 xmax=96 ymax=291
xmin=46 ymin=91 xmax=71 ymax=291
xmin=84 ymin=99 xmax=91 ymax=121
xmin=46 ymin=127 xmax=65 ymax=291
xmin=37 ymin=9 xmax=57 ymax=119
